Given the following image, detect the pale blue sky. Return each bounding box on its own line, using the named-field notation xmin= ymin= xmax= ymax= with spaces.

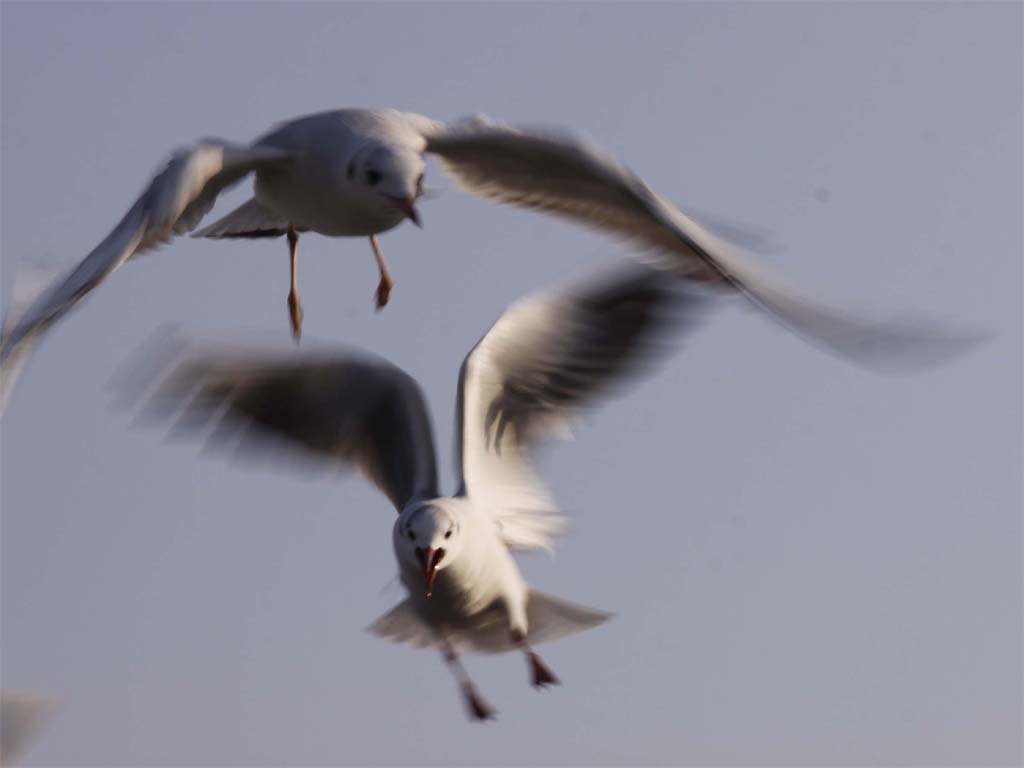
xmin=1 ymin=2 xmax=1021 ymax=766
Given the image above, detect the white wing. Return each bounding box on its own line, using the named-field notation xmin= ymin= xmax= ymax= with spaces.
xmin=0 ymin=141 xmax=293 ymax=412
xmin=423 ymin=117 xmax=979 ymax=371
xmin=455 ymin=265 xmax=711 ymax=551
xmin=116 ymin=331 xmax=439 ymax=513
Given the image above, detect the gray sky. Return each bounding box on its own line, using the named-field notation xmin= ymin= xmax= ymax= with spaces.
xmin=1 ymin=2 xmax=1020 ymax=766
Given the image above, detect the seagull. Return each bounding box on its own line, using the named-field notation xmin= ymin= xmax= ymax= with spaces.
xmin=118 ymin=263 xmax=711 ymax=720
xmin=0 ymin=108 xmax=978 ymax=413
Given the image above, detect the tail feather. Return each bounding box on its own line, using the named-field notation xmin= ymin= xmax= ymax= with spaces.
xmin=367 ymin=591 xmax=611 ymax=656
xmin=191 ymin=198 xmax=289 ymax=239
xmin=366 ymin=599 xmax=437 ymax=650
xmin=524 ymin=589 xmax=612 ymax=646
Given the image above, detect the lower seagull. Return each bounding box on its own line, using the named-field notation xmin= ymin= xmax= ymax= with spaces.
xmin=118 ymin=262 xmax=711 ymax=721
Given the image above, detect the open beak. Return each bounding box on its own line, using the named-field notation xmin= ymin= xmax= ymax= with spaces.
xmin=415 ymin=547 xmax=445 ymax=597
xmin=391 ymin=196 xmax=422 ymax=228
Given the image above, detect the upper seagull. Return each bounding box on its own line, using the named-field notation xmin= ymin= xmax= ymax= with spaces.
xmin=116 ymin=263 xmax=711 ymax=720
xmin=0 ymin=108 xmax=977 ymax=412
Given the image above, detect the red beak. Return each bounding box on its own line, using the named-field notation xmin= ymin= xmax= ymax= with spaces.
xmin=415 ymin=547 xmax=445 ymax=597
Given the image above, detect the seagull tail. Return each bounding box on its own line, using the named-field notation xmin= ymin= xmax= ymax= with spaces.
xmin=366 ymin=592 xmax=611 ymax=656
xmin=0 ymin=265 xmax=64 ymax=415
xmin=366 ymin=599 xmax=437 ymax=650
xmin=191 ymin=198 xmax=289 ymax=239
xmin=523 ymin=590 xmax=612 ymax=646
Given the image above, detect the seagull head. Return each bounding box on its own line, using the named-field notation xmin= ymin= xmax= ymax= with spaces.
xmin=394 ymin=502 xmax=462 ymax=598
xmin=348 ymin=145 xmax=425 ymax=227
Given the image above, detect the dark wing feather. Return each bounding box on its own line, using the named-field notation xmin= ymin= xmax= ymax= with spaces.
xmin=481 ymin=269 xmax=700 ymax=450
xmin=122 ymin=334 xmax=438 ymax=513
xmin=454 ymin=264 xmax=713 ymax=550
xmin=425 ymin=121 xmax=722 ymax=280
xmin=425 ymin=119 xmax=981 ymax=371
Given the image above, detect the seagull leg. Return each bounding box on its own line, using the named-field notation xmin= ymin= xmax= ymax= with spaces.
xmin=442 ymin=643 xmax=496 ymax=721
xmin=369 ymin=234 xmax=394 ymax=311
xmin=512 ymin=630 xmax=560 ymax=689
xmin=287 ymin=226 xmax=303 ymax=341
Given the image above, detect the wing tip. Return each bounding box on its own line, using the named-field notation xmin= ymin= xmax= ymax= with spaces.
xmin=0 ymin=689 xmax=55 ymax=765
xmin=0 ymin=263 xmax=69 ymax=416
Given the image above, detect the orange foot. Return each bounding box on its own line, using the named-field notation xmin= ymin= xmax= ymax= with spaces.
xmin=288 ymin=292 xmax=304 ymax=341
xmin=374 ymin=277 xmax=393 ymax=311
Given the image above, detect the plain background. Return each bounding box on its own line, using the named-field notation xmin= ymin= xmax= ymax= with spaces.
xmin=1 ymin=2 xmax=1021 ymax=766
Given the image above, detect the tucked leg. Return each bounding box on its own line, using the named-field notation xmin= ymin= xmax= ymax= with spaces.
xmin=441 ymin=642 xmax=496 ymax=722
xmin=369 ymin=234 xmax=394 ymax=310
xmin=512 ymin=629 xmax=560 ymax=690
xmin=286 ymin=226 xmax=303 ymax=340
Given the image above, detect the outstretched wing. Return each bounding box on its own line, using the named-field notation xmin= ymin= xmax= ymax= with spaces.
xmin=454 ymin=265 xmax=711 ymax=551
xmin=422 ymin=117 xmax=978 ymax=371
xmin=118 ymin=332 xmax=439 ymax=513
xmin=0 ymin=141 xmax=293 ymax=412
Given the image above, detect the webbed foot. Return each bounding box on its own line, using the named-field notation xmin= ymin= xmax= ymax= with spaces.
xmin=528 ymin=651 xmax=560 ymax=689
xmin=462 ymin=683 xmax=497 ymax=721
xmin=374 ymin=275 xmax=393 ymax=310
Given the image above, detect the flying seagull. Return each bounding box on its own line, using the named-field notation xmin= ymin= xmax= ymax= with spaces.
xmin=118 ymin=263 xmax=711 ymax=720
xmin=0 ymin=108 xmax=978 ymax=414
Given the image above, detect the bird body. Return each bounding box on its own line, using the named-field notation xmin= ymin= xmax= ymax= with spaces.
xmin=390 ymin=496 xmax=533 ymax=649
xmin=248 ymin=109 xmax=425 ymax=237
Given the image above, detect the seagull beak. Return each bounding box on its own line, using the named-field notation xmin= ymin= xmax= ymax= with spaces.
xmin=394 ymin=196 xmax=422 ymax=228
xmin=415 ymin=547 xmax=445 ymax=597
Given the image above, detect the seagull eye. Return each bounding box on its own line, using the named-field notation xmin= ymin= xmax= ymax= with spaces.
xmin=407 ymin=530 xmax=415 ymax=541
xmin=366 ymin=169 xmax=382 ymax=186
xmin=444 ymin=529 xmax=453 ymax=540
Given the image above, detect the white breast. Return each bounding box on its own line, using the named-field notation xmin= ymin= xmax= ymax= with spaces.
xmin=252 ymin=111 xmax=409 ymax=237
xmin=254 ymin=163 xmax=404 ymax=237
xmin=400 ymin=509 xmax=527 ymax=630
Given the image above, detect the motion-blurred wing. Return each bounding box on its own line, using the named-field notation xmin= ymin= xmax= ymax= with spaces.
xmin=455 ymin=265 xmax=711 ymax=551
xmin=424 ymin=118 xmax=978 ymax=371
xmin=0 ymin=691 xmax=52 ymax=767
xmin=0 ymin=141 xmax=293 ymax=412
xmin=120 ymin=333 xmax=439 ymax=513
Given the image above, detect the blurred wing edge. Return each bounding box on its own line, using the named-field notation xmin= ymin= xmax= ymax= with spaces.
xmin=110 ymin=327 xmax=440 ymax=513
xmin=454 ymin=262 xmax=716 ymax=552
